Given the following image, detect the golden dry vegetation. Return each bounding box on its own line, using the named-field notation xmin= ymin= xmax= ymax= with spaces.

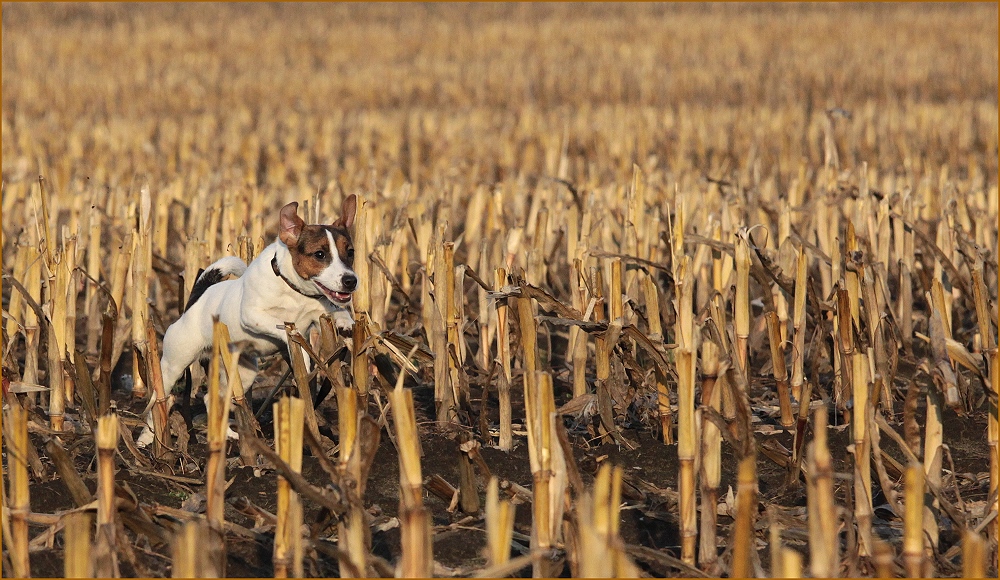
xmin=2 ymin=3 xmax=998 ymax=578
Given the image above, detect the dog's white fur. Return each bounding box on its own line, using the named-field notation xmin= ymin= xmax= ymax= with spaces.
xmin=137 ymin=198 xmax=356 ymax=447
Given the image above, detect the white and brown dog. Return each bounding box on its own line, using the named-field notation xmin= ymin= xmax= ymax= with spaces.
xmin=138 ymin=196 xmax=357 ymax=447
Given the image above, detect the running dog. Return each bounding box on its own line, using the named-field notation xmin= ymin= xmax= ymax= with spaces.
xmin=137 ymin=195 xmax=357 ymax=447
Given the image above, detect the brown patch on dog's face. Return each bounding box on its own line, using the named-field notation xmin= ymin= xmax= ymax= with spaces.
xmin=286 ymin=225 xmax=355 ymax=280
xmin=288 ymin=225 xmax=334 ymax=279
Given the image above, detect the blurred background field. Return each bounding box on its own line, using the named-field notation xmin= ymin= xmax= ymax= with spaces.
xmin=3 ymin=3 xmax=996 ymax=198
xmin=2 ymin=2 xmax=997 ymax=578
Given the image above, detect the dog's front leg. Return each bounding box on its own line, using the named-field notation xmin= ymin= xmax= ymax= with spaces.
xmin=242 ymin=312 xmax=314 ymax=374
xmin=285 ymin=337 xmax=314 ymax=374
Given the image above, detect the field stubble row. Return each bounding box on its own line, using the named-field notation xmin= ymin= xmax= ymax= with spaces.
xmin=1 ymin=3 xmax=998 ymax=578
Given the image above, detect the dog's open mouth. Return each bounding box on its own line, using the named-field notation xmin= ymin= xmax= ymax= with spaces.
xmin=314 ymin=281 xmax=353 ymax=304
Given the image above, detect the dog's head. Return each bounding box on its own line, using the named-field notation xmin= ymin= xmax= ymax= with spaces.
xmin=278 ymin=195 xmax=358 ymax=305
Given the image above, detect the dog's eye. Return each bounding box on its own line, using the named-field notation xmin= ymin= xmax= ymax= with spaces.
xmin=313 ymin=250 xmax=326 ymax=260
xmin=347 ymin=248 xmax=355 ymax=259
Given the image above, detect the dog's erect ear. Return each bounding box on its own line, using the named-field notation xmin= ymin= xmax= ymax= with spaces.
xmin=279 ymin=202 xmax=305 ymax=246
xmin=333 ymin=194 xmax=357 ymax=229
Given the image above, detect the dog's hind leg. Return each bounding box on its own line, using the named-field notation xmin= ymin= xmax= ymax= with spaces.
xmin=159 ymin=322 xmax=211 ymax=392
xmin=139 ymin=322 xmax=209 ymax=448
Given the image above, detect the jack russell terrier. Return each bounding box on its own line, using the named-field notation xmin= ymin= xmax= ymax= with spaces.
xmin=137 ymin=195 xmax=357 ymax=447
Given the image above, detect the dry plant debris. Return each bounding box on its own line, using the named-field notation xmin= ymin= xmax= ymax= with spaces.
xmin=1 ymin=3 xmax=997 ymax=578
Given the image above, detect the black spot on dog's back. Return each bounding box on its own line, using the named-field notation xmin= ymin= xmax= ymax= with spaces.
xmin=185 ymin=267 xmax=225 ymax=311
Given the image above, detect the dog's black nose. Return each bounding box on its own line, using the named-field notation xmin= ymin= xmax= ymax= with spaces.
xmin=342 ymin=273 xmax=357 ymax=291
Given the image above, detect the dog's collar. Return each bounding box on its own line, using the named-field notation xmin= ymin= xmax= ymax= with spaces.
xmin=271 ymin=254 xmax=324 ymax=299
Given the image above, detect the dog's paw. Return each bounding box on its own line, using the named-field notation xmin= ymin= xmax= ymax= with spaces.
xmin=334 ymin=310 xmax=355 ymax=333
xmin=136 ymin=425 xmax=154 ymax=449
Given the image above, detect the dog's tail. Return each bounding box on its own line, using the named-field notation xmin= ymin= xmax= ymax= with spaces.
xmin=184 ymin=256 xmax=247 ymax=311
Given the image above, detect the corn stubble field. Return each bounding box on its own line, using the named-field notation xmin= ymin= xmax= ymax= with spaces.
xmin=2 ymin=3 xmax=998 ymax=578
